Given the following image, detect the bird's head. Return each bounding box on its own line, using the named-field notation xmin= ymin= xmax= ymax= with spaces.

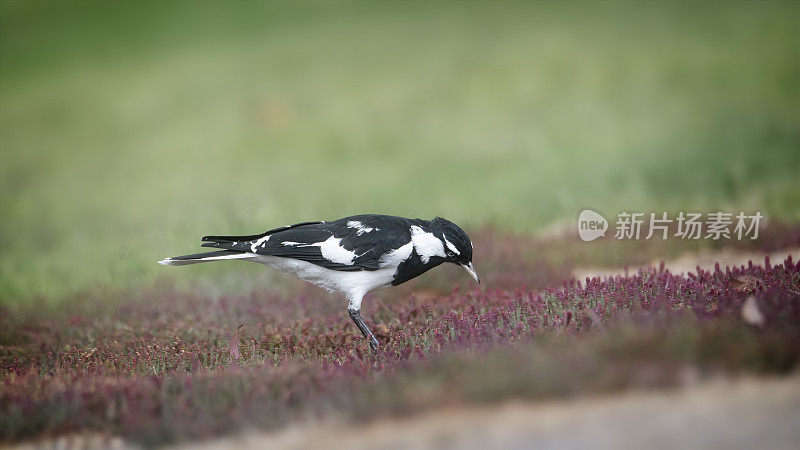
xmin=432 ymin=217 xmax=479 ymax=284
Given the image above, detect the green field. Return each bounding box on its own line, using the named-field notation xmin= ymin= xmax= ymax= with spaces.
xmin=2 ymin=1 xmax=799 ymax=304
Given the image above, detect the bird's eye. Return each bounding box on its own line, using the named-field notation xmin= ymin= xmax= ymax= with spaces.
xmin=446 ymin=251 xmax=455 ymax=257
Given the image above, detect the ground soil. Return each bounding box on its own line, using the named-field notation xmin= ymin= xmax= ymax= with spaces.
xmin=573 ymin=247 xmax=800 ymax=282
xmin=173 ymin=374 xmax=800 ymax=450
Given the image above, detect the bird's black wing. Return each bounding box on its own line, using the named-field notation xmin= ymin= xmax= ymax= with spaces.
xmin=330 ymin=215 xmax=416 ymax=270
xmin=201 ymin=221 xmax=324 ymax=244
xmin=201 ymin=215 xmax=416 ymax=271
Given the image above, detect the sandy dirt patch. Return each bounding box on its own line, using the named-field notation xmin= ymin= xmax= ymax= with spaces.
xmin=167 ymin=374 xmax=800 ymax=450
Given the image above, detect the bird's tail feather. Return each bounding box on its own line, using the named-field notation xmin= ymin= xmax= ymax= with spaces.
xmin=157 ymin=250 xmax=254 ymax=266
xmin=201 ymin=233 xmax=265 ymax=244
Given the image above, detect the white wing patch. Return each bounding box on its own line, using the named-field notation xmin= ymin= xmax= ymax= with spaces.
xmin=443 ymin=236 xmax=460 ymax=255
xmin=281 ymin=241 xmax=302 ymax=246
xmin=251 ymin=235 xmax=271 ymax=252
xmin=299 ymin=235 xmax=358 ymax=265
xmin=379 ymin=241 xmax=414 ymax=268
xmin=347 ymin=220 xmax=379 ymax=235
xmin=410 ymin=225 xmax=446 ymax=263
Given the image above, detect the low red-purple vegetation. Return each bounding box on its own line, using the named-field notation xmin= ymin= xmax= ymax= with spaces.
xmin=2 ymin=229 xmax=799 ymax=447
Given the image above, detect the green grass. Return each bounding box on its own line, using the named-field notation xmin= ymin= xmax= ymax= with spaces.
xmin=1 ymin=1 xmax=799 ymax=303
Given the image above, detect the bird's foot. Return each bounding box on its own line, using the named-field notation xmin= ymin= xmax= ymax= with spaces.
xmin=368 ymin=334 xmax=379 ymax=353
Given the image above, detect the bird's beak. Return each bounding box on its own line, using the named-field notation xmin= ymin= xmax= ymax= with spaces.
xmin=461 ymin=262 xmax=480 ymax=284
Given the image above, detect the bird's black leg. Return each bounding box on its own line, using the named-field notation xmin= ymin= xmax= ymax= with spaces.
xmin=348 ymin=308 xmax=379 ymax=352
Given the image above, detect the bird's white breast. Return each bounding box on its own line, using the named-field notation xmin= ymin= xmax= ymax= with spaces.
xmin=251 ymin=254 xmax=396 ymax=300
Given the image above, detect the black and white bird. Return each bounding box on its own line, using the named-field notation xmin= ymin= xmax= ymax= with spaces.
xmin=158 ymin=214 xmax=479 ymax=351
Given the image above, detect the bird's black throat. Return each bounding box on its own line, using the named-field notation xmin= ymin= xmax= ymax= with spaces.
xmin=391 ymin=251 xmax=444 ymax=286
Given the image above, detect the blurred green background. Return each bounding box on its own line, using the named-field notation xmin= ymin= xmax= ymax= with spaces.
xmin=2 ymin=1 xmax=799 ymax=304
